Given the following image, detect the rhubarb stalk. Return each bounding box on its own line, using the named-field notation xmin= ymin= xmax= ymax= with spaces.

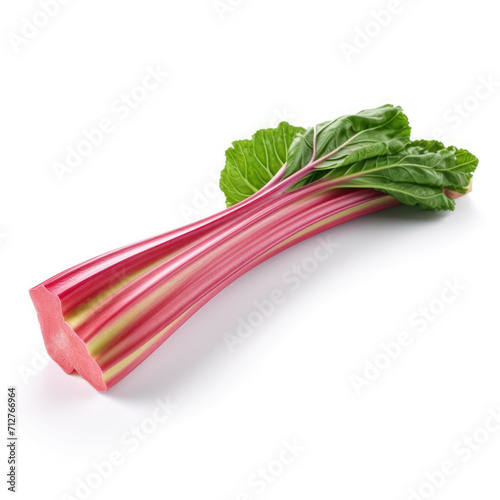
xmin=29 ymin=105 xmax=478 ymax=391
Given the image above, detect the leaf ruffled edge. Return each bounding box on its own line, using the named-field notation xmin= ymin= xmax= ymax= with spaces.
xmin=339 ymin=140 xmax=478 ymax=210
xmin=219 ymin=122 xmax=306 ymax=207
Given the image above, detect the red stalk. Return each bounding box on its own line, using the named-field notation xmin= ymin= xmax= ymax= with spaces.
xmin=30 ymin=170 xmax=400 ymax=391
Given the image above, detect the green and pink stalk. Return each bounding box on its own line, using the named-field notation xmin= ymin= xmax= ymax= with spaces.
xmin=29 ymin=105 xmax=477 ymax=391
xmin=30 ymin=164 xmax=402 ymax=391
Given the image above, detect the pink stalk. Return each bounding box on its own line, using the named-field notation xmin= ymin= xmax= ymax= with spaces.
xmin=31 ymin=166 xmax=399 ymax=391
xmin=42 ymin=164 xmax=306 ymax=317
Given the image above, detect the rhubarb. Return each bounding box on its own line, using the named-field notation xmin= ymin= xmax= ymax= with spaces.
xmin=29 ymin=105 xmax=478 ymax=391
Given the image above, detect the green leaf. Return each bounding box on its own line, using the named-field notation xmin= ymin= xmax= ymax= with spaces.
xmin=342 ymin=176 xmax=457 ymax=211
xmin=336 ymin=141 xmax=478 ymax=210
xmin=285 ymin=104 xmax=411 ymax=176
xmin=217 ymin=106 xmax=478 ymax=212
xmin=219 ymin=122 xmax=305 ymax=207
xmin=453 ymin=148 xmax=479 ymax=173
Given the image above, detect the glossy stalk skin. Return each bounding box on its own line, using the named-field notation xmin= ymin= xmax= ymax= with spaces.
xmin=30 ymin=170 xmax=400 ymax=391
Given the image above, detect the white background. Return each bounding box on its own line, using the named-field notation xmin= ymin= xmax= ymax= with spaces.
xmin=1 ymin=1 xmax=499 ymax=499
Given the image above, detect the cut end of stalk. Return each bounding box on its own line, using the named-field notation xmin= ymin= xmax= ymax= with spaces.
xmin=446 ymin=180 xmax=474 ymax=200
xmin=29 ymin=285 xmax=108 ymax=392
